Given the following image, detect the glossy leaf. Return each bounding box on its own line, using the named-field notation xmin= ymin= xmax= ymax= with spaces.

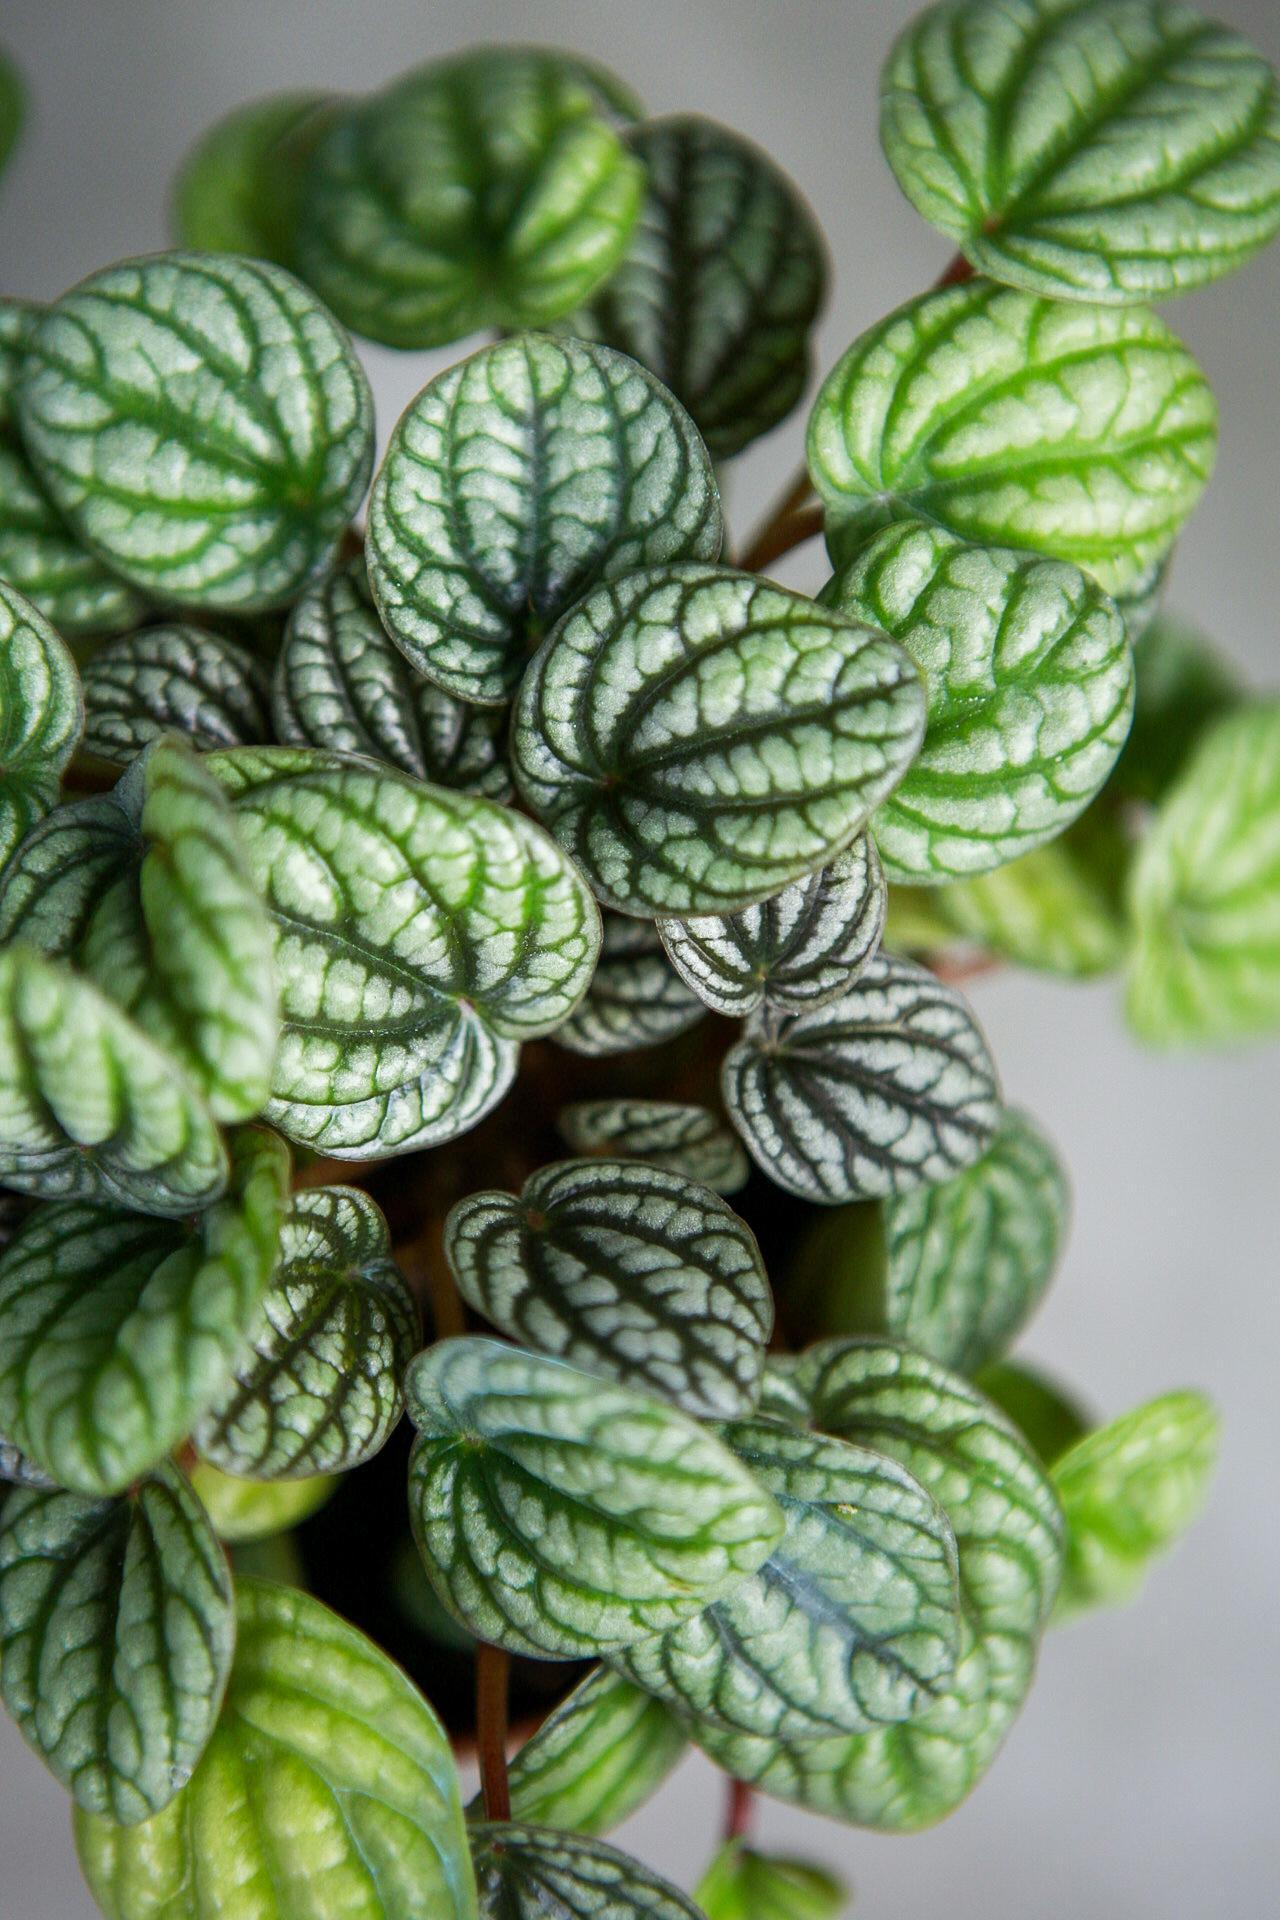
xmin=0 ymin=1464 xmax=233 ymax=1821
xmin=975 ymin=1359 xmax=1090 ymax=1468
xmin=471 ymin=1823 xmax=700 ymax=1920
xmin=0 ymin=50 xmax=22 ymax=180
xmin=503 ymin=1665 xmax=688 ymax=1837
xmin=1117 ymin=612 xmax=1238 ymax=803
xmin=552 ymin=915 xmax=704 ymax=1056
xmin=405 ymin=1336 xmax=784 ymax=1659
xmin=881 ymin=0 xmax=1280 ymax=302
xmin=82 ymin=626 xmax=272 ymax=767
xmin=446 ymin=1159 xmax=772 ymax=1417
xmin=513 ymin=565 xmax=925 ymax=917
xmin=174 ymin=90 xmax=336 ymax=264
xmin=367 ymin=333 xmax=722 ymax=705
xmin=824 ymin=522 xmax=1134 ymax=880
xmin=0 ymin=443 xmax=151 ymax=639
xmin=568 ymin=115 xmax=828 ymax=459
xmin=808 ymin=281 xmax=1216 ymax=598
xmin=194 ymin=1185 xmax=418 ymax=1478
xmin=16 ymin=252 xmax=375 ymax=611
xmin=722 ymin=953 xmax=1001 ymax=1204
xmin=187 ymin=1460 xmax=336 ymax=1542
xmin=558 ymin=1099 xmax=749 ymax=1195
xmin=0 ymin=579 xmax=82 ymax=873
xmin=696 ymin=1843 xmax=847 ymax=1920
xmin=76 ymin=1579 xmax=479 ymax=1920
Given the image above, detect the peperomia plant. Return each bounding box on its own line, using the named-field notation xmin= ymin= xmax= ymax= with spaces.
xmin=0 ymin=2 xmax=1275 ymax=1913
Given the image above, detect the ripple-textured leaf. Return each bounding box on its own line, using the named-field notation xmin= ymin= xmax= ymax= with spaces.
xmin=551 ymin=915 xmax=704 ymax=1056
xmin=76 ymin=1578 xmax=479 ymax=1920
xmin=558 ymin=1100 xmax=749 ymax=1195
xmin=503 ymin=1665 xmax=689 ymax=1836
xmin=513 ymin=565 xmax=925 ymax=917
xmin=16 ymin=252 xmax=375 ymax=611
xmin=0 ymin=443 xmax=151 ymax=639
xmin=808 ymin=281 xmax=1216 ymax=598
xmin=881 ymin=0 xmax=1280 ymax=303
xmin=0 ymin=579 xmax=82 ymax=874
xmin=471 ymin=1822 xmax=702 ymax=1920
xmin=697 ymin=1842 xmax=847 ymax=1920
xmin=174 ymin=90 xmax=336 ymax=264
xmin=446 ymin=1159 xmax=772 ymax=1418
xmin=367 ymin=333 xmax=722 ymax=705
xmin=81 ymin=626 xmax=272 ymax=767
xmin=405 ymin=1337 xmax=784 ymax=1659
xmin=0 ymin=1464 xmax=233 ymax=1821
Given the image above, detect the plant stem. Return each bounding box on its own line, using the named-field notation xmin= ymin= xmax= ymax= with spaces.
xmin=738 ymin=466 xmax=823 ymax=574
xmin=476 ymin=1642 xmax=512 ymax=1823
xmin=724 ymin=1776 xmax=755 ymax=1843
xmin=934 ymin=249 xmax=975 ymax=288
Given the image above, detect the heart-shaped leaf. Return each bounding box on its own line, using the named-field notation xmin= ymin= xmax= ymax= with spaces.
xmin=446 ymin=1159 xmax=773 ymax=1418
xmin=16 ymin=252 xmax=375 ymax=612
xmin=558 ymin=1100 xmax=749 ymax=1195
xmin=567 ymin=115 xmax=828 ymax=459
xmin=657 ymin=839 xmax=885 ymax=1017
xmin=174 ymin=90 xmax=336 ymax=264
xmin=552 ymin=915 xmax=705 ymax=1056
xmin=471 ymin=1823 xmax=701 ymax=1920
xmin=0 ymin=1463 xmax=233 ymax=1822
xmin=697 ymin=1842 xmax=847 ymax=1920
xmin=367 ymin=333 xmax=722 ymax=706
xmin=881 ymin=0 xmax=1280 ymax=303
xmin=722 ymin=953 xmax=1001 ymax=1204
xmin=295 ymin=50 xmax=644 ymax=349
xmin=503 ymin=1665 xmax=688 ymax=1837
xmin=0 ymin=578 xmax=82 ymax=874
xmin=193 ymin=1185 xmax=418 ymax=1478
xmin=513 ymin=565 xmax=925 ymax=917
xmin=76 ymin=1578 xmax=479 ymax=1920
xmin=0 ymin=444 xmax=151 ymax=639
xmin=823 ymin=522 xmax=1134 ymax=881
xmin=187 ymin=1459 xmax=337 ymax=1542
xmin=975 ymin=1359 xmax=1090 ymax=1468
xmin=405 ymin=1336 xmax=784 ymax=1659
xmin=0 ymin=49 xmax=23 ymax=180
xmin=808 ymin=282 xmax=1216 ymax=597
xmin=1117 ymin=612 xmax=1238 ymax=804
xmin=81 ymin=626 xmax=272 ymax=767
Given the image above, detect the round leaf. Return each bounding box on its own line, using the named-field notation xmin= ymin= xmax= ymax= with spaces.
xmin=558 ymin=1099 xmax=749 ymax=1195
xmin=367 ymin=332 xmax=723 ymax=706
xmin=0 ymin=578 xmax=82 ymax=873
xmin=551 ymin=914 xmax=705 ymax=1056
xmin=174 ymin=90 xmax=336 ymax=263
xmin=0 ymin=444 xmax=151 ymax=639
xmin=503 ymin=1665 xmax=688 ymax=1837
xmin=187 ymin=1460 xmax=336 ymax=1543
xmin=81 ymin=626 xmax=272 ymax=767
xmin=471 ymin=1824 xmax=700 ymax=1920
xmin=697 ymin=1843 xmax=847 ymax=1920
xmin=512 ymin=565 xmax=925 ymax=917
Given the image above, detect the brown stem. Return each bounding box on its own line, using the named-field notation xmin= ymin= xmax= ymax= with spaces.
xmin=724 ymin=1776 xmax=755 ymax=1843
xmin=737 ymin=466 xmax=822 ymax=574
xmin=934 ymin=249 xmax=975 ymax=289
xmin=929 ymin=950 xmax=1002 ymax=988
xmin=476 ymin=1642 xmax=512 ymax=1823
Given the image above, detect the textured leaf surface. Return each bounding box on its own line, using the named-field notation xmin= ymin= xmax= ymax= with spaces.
xmin=367 ymin=333 xmax=722 ymax=705
xmin=0 ymin=579 xmax=82 ymax=873
xmin=0 ymin=443 xmax=150 ymax=639
xmin=513 ymin=565 xmax=925 ymax=916
xmin=471 ymin=1823 xmax=701 ymax=1920
xmin=0 ymin=1464 xmax=233 ymax=1821
xmin=1118 ymin=612 xmax=1238 ymax=803
xmin=697 ymin=1843 xmax=847 ymax=1920
xmin=975 ymin=1359 xmax=1089 ymax=1467
xmin=558 ymin=1100 xmax=748 ymax=1195
xmin=405 ymin=1337 xmax=784 ymax=1659
xmin=447 ymin=1159 xmax=772 ymax=1417
xmin=722 ymin=953 xmax=1001 ymax=1203
xmin=504 ymin=1665 xmax=688 ymax=1836
xmin=824 ymin=522 xmax=1133 ymax=880
xmin=881 ymin=0 xmax=1280 ymax=302
xmin=187 ymin=1460 xmax=337 ymax=1543
xmin=194 ymin=1185 xmax=418 ymax=1478
xmin=0 ymin=1430 xmax=54 ymax=1487
xmin=808 ymin=282 xmax=1216 ymax=597
xmin=0 ymin=1127 xmax=288 ymax=1494
xmin=76 ymin=1579 xmax=479 ymax=1920
xmin=551 ymin=915 xmax=704 ymax=1056
xmin=174 ymin=90 xmax=335 ymax=263
xmin=568 ymin=115 xmax=827 ymax=459
xmin=82 ymin=626 xmax=272 ymax=767
xmin=16 ymin=252 xmax=374 ymax=611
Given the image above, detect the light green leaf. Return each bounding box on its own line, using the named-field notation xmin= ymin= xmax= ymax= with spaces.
xmin=295 ymin=50 xmax=644 ymax=348
xmin=0 ymin=1127 xmax=289 ymax=1494
xmin=722 ymin=953 xmax=1001 ymax=1204
xmin=82 ymin=627 xmax=272 ymax=767
xmin=824 ymin=521 xmax=1134 ymax=881
xmin=405 ymin=1336 xmax=784 ymax=1659
xmin=696 ymin=1842 xmax=847 ymax=1920
xmin=513 ymin=565 xmax=925 ymax=917
xmin=0 ymin=48 xmax=23 ymax=180
xmin=0 ymin=578 xmax=82 ymax=874
xmin=558 ymin=1100 xmax=749 ymax=1196
xmin=0 ymin=444 xmax=151 ymax=639
xmin=567 ymin=115 xmax=828 ymax=459
xmin=503 ymin=1665 xmax=689 ymax=1837
xmin=881 ymin=0 xmax=1280 ymax=303
xmin=1116 ymin=612 xmax=1238 ymax=803
xmin=16 ymin=252 xmax=374 ymax=612
xmin=1053 ymin=1390 xmax=1219 ymax=1621
xmin=1126 ymin=701 xmax=1280 ymax=1045
xmin=446 ymin=1159 xmax=772 ymax=1418
xmin=367 ymin=333 xmax=722 ymax=706
xmin=808 ymin=282 xmax=1216 ymax=598
xmin=974 ymin=1358 xmax=1090 ymax=1467
xmin=76 ymin=1579 xmax=479 ymax=1920
xmin=187 ymin=1459 xmax=336 ymax=1542
xmin=193 ymin=1185 xmax=418 ymax=1478
xmin=756 ymin=1356 xmax=814 ymax=1426
xmin=615 ymin=1416 xmax=961 ymax=1742
xmin=552 ymin=915 xmax=704 ymax=1056
xmin=174 ymin=90 xmax=336 ymax=264
xmin=471 ymin=1823 xmax=701 ymax=1920
xmin=0 ymin=1463 xmax=233 ymax=1821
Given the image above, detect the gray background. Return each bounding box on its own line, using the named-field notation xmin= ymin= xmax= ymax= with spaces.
xmin=1 ymin=1 xmax=1277 ymax=1914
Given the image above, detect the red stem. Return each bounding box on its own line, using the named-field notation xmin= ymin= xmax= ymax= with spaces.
xmin=934 ymin=249 xmax=975 ymax=288
xmin=476 ymin=1643 xmax=511 ymax=1823
xmin=724 ymin=1776 xmax=755 ymax=1843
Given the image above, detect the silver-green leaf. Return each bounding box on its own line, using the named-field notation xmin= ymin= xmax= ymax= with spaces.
xmin=0 ymin=443 xmax=151 ymax=639
xmin=551 ymin=915 xmax=705 ymax=1056
xmin=81 ymin=626 xmax=272 ymax=767
xmin=471 ymin=1823 xmax=702 ymax=1920
xmin=0 ymin=578 xmax=82 ymax=874
xmin=503 ymin=1665 xmax=689 ymax=1837
xmin=558 ymin=1100 xmax=749 ymax=1196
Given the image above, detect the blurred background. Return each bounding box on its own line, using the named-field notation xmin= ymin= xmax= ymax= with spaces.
xmin=0 ymin=1 xmax=1277 ymax=1914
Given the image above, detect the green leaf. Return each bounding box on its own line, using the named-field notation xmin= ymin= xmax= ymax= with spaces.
xmin=696 ymin=1843 xmax=847 ymax=1920
xmin=0 ymin=1463 xmax=233 ymax=1821
xmin=1125 ymin=701 xmax=1280 ymax=1045
xmin=208 ymin=746 xmax=601 ymax=1153
xmin=16 ymin=251 xmax=375 ymax=612
xmin=193 ymin=1185 xmax=418 ymax=1478
xmin=823 ymin=521 xmax=1133 ymax=881
xmin=0 ymin=294 xmax=31 ymax=430
xmin=722 ymin=953 xmax=1001 ymax=1203
xmin=1053 ymin=1390 xmax=1219 ymax=1621
xmin=513 ymin=565 xmax=925 ymax=917
xmin=974 ymin=1359 xmax=1090 ymax=1467
xmin=367 ymin=333 xmax=722 ymax=706
xmin=1116 ymin=612 xmax=1238 ymax=803
xmin=82 ymin=626 xmax=272 ymax=767
xmin=446 ymin=1159 xmax=772 ymax=1418
xmin=551 ymin=915 xmax=705 ymax=1057
xmin=173 ymin=90 xmax=336 ymax=264
xmin=0 ymin=444 xmax=152 ymax=640
xmin=0 ymin=946 xmax=228 ymax=1214
xmin=0 ymin=578 xmax=82 ymax=874
xmin=0 ymin=48 xmax=23 ymax=181
xmin=558 ymin=1100 xmax=749 ymax=1196
xmin=808 ymin=281 xmax=1216 ymax=598
xmin=756 ymin=1356 xmax=815 ymax=1426
xmin=0 ymin=1432 xmax=54 ymax=1486
xmin=272 ymin=564 xmax=511 ymax=798
xmin=503 ymin=1665 xmax=689 ymax=1837
xmin=881 ymin=0 xmax=1280 ymax=303
xmin=567 ymin=115 xmax=828 ymax=459
xmin=405 ymin=1336 xmax=784 ymax=1659
xmin=295 ymin=50 xmax=644 ymax=349
xmin=471 ymin=1823 xmax=701 ymax=1920
xmin=76 ymin=1578 xmax=479 ymax=1920
xmin=0 ymin=1126 xmax=288 ymax=1494
xmin=615 ymin=1416 xmax=961 ymax=1742
xmin=187 ymin=1459 xmax=336 ymax=1542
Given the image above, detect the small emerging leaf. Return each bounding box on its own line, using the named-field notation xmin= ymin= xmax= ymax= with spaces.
xmin=503 ymin=1665 xmax=689 ymax=1837
xmin=0 ymin=578 xmax=82 ymax=874
xmin=173 ymin=89 xmax=336 ymax=264
xmin=552 ymin=915 xmax=704 ymax=1057
xmin=81 ymin=626 xmax=272 ymax=767
xmin=697 ymin=1842 xmax=847 ymax=1920
xmin=471 ymin=1823 xmax=702 ymax=1920
xmin=558 ymin=1100 xmax=749 ymax=1196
